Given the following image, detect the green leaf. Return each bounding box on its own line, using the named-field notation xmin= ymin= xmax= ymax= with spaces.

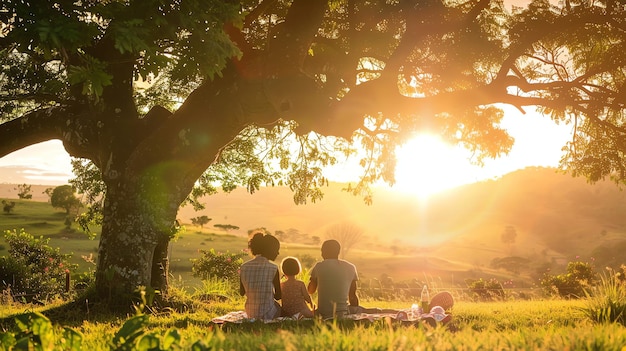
xmin=30 ymin=313 xmax=54 ymax=349
xmin=162 ymin=329 xmax=181 ymax=349
xmin=62 ymin=327 xmax=84 ymax=351
xmin=111 ymin=315 xmax=150 ymax=347
xmin=190 ymin=339 xmax=212 ymax=351
xmin=136 ymin=333 xmax=160 ymax=350
xmin=0 ymin=332 xmax=17 ymax=349
xmin=67 ymin=54 xmax=112 ymax=100
xmin=14 ymin=336 xmax=33 ymax=351
xmin=111 ymin=19 xmax=149 ymax=54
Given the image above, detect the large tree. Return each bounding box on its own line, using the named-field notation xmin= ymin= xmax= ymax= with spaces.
xmin=1 ymin=0 xmax=624 ymax=307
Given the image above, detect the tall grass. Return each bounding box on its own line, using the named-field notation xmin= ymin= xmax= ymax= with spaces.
xmin=580 ymin=269 xmax=626 ymax=325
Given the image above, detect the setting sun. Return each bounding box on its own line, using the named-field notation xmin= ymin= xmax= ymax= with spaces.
xmin=392 ymin=134 xmax=478 ymax=199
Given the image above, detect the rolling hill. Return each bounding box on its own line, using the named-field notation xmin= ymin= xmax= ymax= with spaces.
xmin=3 ymin=166 xmax=626 ymax=287
xmin=177 ymin=166 xmax=626 ymax=261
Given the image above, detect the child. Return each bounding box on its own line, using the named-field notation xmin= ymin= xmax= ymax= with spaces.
xmin=280 ymin=256 xmax=314 ymax=318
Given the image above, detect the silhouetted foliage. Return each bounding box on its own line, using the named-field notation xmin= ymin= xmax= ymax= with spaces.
xmin=325 ymin=222 xmax=364 ymax=259
xmin=214 ymin=224 xmax=240 ymax=233
xmin=15 ymin=184 xmax=32 ymax=200
xmin=541 ymin=261 xmax=598 ymax=299
xmin=2 ymin=200 xmax=15 ymax=214
xmin=50 ymin=185 xmax=81 ymax=215
xmin=466 ymin=278 xmax=505 ymax=301
xmin=191 ymin=215 xmax=212 ymax=228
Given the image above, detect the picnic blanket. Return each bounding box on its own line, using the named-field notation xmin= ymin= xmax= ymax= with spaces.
xmin=211 ymin=311 xmax=308 ymax=324
xmin=211 ymin=308 xmax=424 ymax=324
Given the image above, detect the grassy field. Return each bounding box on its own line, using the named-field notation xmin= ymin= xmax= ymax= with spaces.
xmin=2 ymin=296 xmax=625 ymax=350
xmin=1 ymin=198 xmax=533 ymax=297
xmin=3 ymin=199 xmax=626 ymax=349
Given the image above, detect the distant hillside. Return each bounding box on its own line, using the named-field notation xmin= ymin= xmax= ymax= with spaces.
xmin=3 ymin=166 xmax=626 ymax=276
xmin=423 ymin=167 xmax=626 ymax=269
xmin=176 ymin=166 xmax=626 ymax=270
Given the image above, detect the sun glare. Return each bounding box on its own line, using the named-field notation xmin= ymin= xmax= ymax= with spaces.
xmin=393 ymin=134 xmax=476 ymax=199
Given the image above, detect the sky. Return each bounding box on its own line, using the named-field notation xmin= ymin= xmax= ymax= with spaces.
xmin=0 ymin=140 xmax=75 ymax=185
xmin=0 ymin=104 xmax=573 ymax=198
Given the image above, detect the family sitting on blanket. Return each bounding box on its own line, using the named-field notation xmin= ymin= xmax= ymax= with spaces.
xmin=239 ymin=233 xmax=454 ymax=323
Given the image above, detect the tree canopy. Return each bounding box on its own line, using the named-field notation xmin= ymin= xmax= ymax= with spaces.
xmin=50 ymin=185 xmax=81 ymax=215
xmin=0 ymin=0 xmax=624 ymax=308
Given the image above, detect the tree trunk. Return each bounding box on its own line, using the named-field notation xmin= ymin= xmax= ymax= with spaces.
xmin=94 ymin=179 xmax=181 ymax=308
xmin=91 ymin=67 xmax=267 ymax=308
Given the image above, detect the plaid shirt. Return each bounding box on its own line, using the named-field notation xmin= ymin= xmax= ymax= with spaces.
xmin=240 ymin=255 xmax=280 ymax=320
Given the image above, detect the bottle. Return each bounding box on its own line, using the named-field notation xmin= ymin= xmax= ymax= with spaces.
xmin=420 ymin=284 xmax=430 ymax=313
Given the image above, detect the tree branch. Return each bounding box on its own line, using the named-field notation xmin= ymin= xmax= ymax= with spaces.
xmin=0 ymin=106 xmax=98 ymax=162
xmin=267 ymin=0 xmax=328 ymax=69
xmin=244 ymin=0 xmax=277 ymax=28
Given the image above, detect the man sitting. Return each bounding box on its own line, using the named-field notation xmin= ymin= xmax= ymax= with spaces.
xmin=307 ymin=240 xmax=358 ymax=319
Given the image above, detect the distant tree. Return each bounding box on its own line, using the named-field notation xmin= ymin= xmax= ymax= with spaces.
xmin=43 ymin=187 xmax=54 ymax=202
xmin=64 ymin=216 xmax=73 ymax=229
xmin=214 ymin=224 xmax=240 ymax=233
xmin=51 ymin=185 xmax=81 ymax=215
xmin=191 ymin=215 xmax=212 ymax=228
xmin=286 ymin=228 xmax=300 ymax=242
xmin=325 ymin=222 xmax=364 ymax=259
xmin=275 ymin=228 xmax=308 ymax=243
xmin=310 ymin=235 xmax=321 ymax=246
xmin=15 ymin=184 xmax=32 ymax=200
xmin=2 ymin=200 xmax=16 ymax=214
xmin=274 ymin=230 xmax=286 ymax=242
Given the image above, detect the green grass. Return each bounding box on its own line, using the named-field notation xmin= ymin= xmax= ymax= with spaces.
xmin=0 ymin=200 xmax=67 ymax=231
xmin=3 ymin=297 xmax=625 ymax=350
xmin=4 ymin=197 xmax=563 ymax=295
xmin=0 ymin=198 xmax=541 ymax=296
xmin=1 ymin=200 xmax=625 ymax=349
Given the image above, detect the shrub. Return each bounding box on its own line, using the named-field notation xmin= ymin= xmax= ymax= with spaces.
xmin=541 ymin=261 xmax=597 ymax=299
xmin=465 ymin=278 xmax=505 ymax=300
xmin=191 ymin=249 xmax=246 ymax=291
xmin=0 ymin=229 xmax=78 ymax=302
xmin=16 ymin=184 xmax=32 ymax=200
xmin=0 ymin=256 xmax=30 ymax=294
xmin=298 ymin=254 xmax=317 ymax=270
xmin=2 ymin=200 xmax=16 ymax=214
